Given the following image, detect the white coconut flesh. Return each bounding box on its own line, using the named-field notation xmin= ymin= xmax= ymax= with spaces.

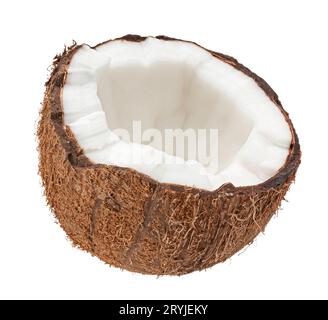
xmin=63 ymin=38 xmax=291 ymax=191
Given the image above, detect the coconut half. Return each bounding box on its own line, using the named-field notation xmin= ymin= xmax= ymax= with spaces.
xmin=38 ymin=35 xmax=301 ymax=275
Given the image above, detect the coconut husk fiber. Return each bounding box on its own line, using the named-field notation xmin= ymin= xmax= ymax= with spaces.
xmin=38 ymin=35 xmax=301 ymax=275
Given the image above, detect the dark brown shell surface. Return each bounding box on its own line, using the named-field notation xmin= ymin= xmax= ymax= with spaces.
xmin=38 ymin=35 xmax=301 ymax=275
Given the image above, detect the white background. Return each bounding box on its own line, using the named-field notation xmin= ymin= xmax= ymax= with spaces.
xmin=0 ymin=0 xmax=327 ymax=300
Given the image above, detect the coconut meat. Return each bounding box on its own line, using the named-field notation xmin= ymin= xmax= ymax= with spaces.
xmin=63 ymin=38 xmax=291 ymax=191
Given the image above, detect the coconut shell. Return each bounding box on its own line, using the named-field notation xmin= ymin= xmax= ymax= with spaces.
xmin=38 ymin=35 xmax=301 ymax=275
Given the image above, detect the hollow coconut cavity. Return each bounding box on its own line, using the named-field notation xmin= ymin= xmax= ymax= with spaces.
xmin=38 ymin=35 xmax=301 ymax=275
xmin=64 ymin=38 xmax=291 ymax=190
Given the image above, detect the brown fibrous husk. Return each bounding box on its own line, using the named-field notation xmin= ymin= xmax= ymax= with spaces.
xmin=38 ymin=35 xmax=301 ymax=275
